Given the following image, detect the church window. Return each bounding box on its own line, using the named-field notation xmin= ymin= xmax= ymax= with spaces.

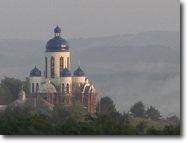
xmin=62 ymin=83 xmax=64 ymax=93
xmin=51 ymin=56 xmax=55 ymax=78
xmin=36 ymin=83 xmax=39 ymax=92
xmin=66 ymin=83 xmax=69 ymax=93
xmin=32 ymin=83 xmax=34 ymax=93
xmin=60 ymin=57 xmax=64 ymax=70
xmin=67 ymin=57 xmax=70 ymax=69
xmin=45 ymin=57 xmax=47 ymax=77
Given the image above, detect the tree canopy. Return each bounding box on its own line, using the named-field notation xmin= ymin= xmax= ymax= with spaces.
xmin=96 ymin=96 xmax=116 ymax=114
xmin=146 ymin=106 xmax=161 ymax=120
xmin=0 ymin=101 xmax=180 ymax=135
xmin=0 ymin=77 xmax=180 ymax=135
xmin=130 ymin=101 xmax=145 ymax=117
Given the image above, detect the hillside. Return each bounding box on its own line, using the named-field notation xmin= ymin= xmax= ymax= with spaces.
xmin=0 ymin=31 xmax=180 ymax=116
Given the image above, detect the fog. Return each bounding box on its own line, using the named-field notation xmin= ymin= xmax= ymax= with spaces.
xmin=0 ymin=31 xmax=180 ymax=116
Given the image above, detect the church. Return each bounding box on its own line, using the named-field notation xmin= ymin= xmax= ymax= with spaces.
xmin=28 ymin=26 xmax=96 ymax=113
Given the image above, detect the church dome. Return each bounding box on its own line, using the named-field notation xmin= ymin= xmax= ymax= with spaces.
xmin=74 ymin=67 xmax=85 ymax=76
xmin=60 ymin=68 xmax=71 ymax=77
xmin=54 ymin=25 xmax=61 ymax=33
xmin=30 ymin=66 xmax=42 ymax=77
xmin=46 ymin=26 xmax=69 ymax=52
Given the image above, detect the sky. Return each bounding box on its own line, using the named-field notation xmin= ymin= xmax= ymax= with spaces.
xmin=0 ymin=0 xmax=180 ymax=40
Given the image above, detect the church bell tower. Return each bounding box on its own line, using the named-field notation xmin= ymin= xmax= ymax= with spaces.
xmin=45 ymin=26 xmax=71 ymax=81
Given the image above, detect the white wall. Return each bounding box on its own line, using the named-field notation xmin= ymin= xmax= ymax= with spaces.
xmin=60 ymin=77 xmax=72 ymax=93
xmin=72 ymin=76 xmax=86 ymax=86
xmin=29 ymin=77 xmax=42 ymax=93
xmin=45 ymin=51 xmax=70 ymax=78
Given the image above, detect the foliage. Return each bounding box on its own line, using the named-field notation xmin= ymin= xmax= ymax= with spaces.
xmin=0 ymin=80 xmax=181 ymax=136
xmin=130 ymin=101 xmax=145 ymax=117
xmin=0 ymin=106 xmax=53 ymax=135
xmin=146 ymin=126 xmax=163 ymax=135
xmin=96 ymin=96 xmax=116 ymax=114
xmin=0 ymin=100 xmax=180 ymax=135
xmin=146 ymin=106 xmax=161 ymax=120
xmin=147 ymin=124 xmax=180 ymax=135
xmin=49 ymin=101 xmax=87 ymax=126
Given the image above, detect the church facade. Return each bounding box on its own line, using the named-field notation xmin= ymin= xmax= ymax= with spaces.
xmin=28 ymin=26 xmax=96 ymax=113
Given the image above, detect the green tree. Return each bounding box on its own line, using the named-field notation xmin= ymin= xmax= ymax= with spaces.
xmin=146 ymin=106 xmax=161 ymax=120
xmin=0 ymin=104 xmax=181 ymax=135
xmin=96 ymin=96 xmax=116 ymax=114
xmin=68 ymin=101 xmax=87 ymax=123
xmin=130 ymin=101 xmax=145 ymax=117
xmin=49 ymin=101 xmax=87 ymax=126
xmin=0 ymin=106 xmax=53 ymax=135
xmin=49 ymin=103 xmax=69 ymax=125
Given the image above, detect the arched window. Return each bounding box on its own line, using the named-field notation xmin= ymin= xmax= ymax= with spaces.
xmin=32 ymin=83 xmax=34 ymax=93
xmin=67 ymin=57 xmax=70 ymax=69
xmin=66 ymin=83 xmax=69 ymax=93
xmin=62 ymin=83 xmax=64 ymax=93
xmin=45 ymin=57 xmax=47 ymax=77
xmin=51 ymin=56 xmax=55 ymax=78
xmin=60 ymin=57 xmax=64 ymax=70
xmin=36 ymin=83 xmax=39 ymax=92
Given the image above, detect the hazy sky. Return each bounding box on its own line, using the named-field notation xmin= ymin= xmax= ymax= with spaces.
xmin=0 ymin=0 xmax=179 ymax=40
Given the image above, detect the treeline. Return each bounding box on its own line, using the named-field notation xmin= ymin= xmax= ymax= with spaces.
xmin=0 ymin=97 xmax=180 ymax=135
xmin=0 ymin=77 xmax=180 ymax=135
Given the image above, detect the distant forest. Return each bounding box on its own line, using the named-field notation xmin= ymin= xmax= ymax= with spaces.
xmin=0 ymin=77 xmax=180 ymax=135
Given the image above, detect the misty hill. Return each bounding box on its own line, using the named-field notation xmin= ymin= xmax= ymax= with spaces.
xmin=0 ymin=31 xmax=180 ymax=116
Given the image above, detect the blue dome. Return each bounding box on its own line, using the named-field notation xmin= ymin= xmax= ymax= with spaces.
xmin=46 ymin=36 xmax=69 ymax=52
xmin=46 ymin=26 xmax=69 ymax=52
xmin=54 ymin=26 xmax=61 ymax=33
xmin=60 ymin=68 xmax=71 ymax=77
xmin=30 ymin=66 xmax=41 ymax=77
xmin=74 ymin=67 xmax=85 ymax=76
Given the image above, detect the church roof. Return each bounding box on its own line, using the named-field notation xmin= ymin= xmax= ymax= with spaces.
xmin=60 ymin=68 xmax=71 ymax=77
xmin=46 ymin=26 xmax=69 ymax=52
xmin=40 ymin=81 xmax=57 ymax=93
xmin=7 ymin=96 xmax=54 ymax=112
xmin=74 ymin=67 xmax=85 ymax=76
xmin=30 ymin=66 xmax=41 ymax=77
